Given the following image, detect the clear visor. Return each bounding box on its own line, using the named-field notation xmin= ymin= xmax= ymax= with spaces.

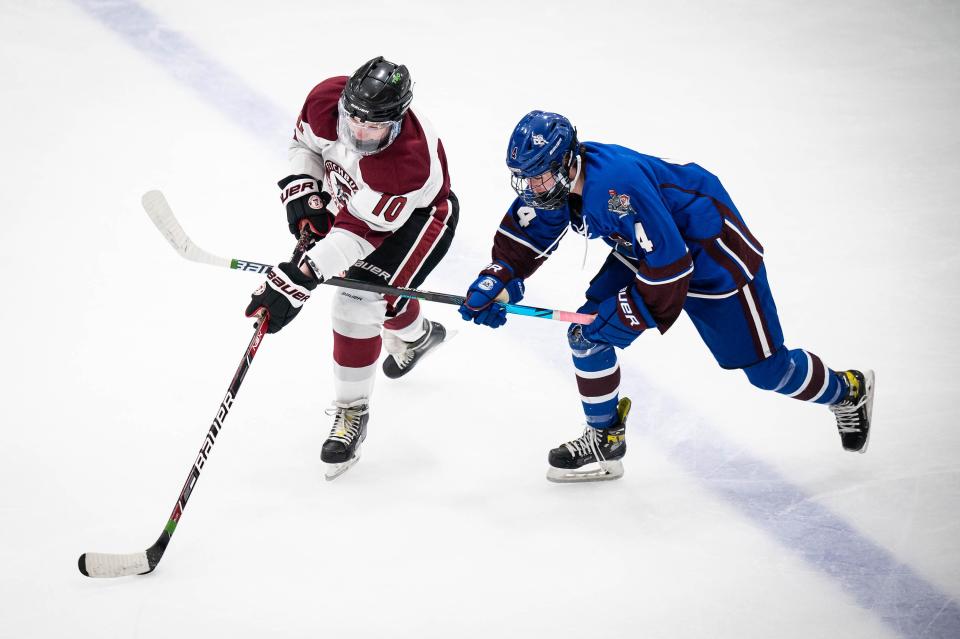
xmin=337 ymin=98 xmax=402 ymax=156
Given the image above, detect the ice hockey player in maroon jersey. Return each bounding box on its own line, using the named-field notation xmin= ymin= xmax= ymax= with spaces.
xmin=245 ymin=57 xmax=459 ymax=480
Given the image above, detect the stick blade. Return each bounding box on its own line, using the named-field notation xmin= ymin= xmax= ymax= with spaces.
xmin=141 ymin=190 xmax=231 ymax=268
xmin=141 ymin=190 xmax=191 ymax=257
xmin=78 ymin=551 xmax=151 ymax=578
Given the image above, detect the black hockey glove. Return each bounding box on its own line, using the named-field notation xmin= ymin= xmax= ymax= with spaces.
xmin=278 ymin=174 xmax=334 ymax=239
xmin=245 ymin=260 xmax=320 ymax=334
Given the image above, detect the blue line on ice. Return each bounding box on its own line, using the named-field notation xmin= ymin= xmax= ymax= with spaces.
xmin=630 ymin=377 xmax=960 ymax=638
xmin=73 ymin=1 xmax=960 ymax=636
xmin=72 ymin=0 xmax=289 ymax=149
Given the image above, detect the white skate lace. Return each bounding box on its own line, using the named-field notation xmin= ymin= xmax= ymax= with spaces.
xmin=830 ymin=396 xmax=867 ymax=433
xmin=391 ymin=349 xmax=416 ymax=370
xmin=563 ymin=427 xmax=605 ymax=461
xmin=324 ymin=404 xmax=367 ymax=444
xmin=391 ymin=322 xmax=433 ymax=370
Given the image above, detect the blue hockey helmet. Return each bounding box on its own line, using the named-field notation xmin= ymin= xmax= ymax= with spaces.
xmin=506 ymin=111 xmax=580 ymax=210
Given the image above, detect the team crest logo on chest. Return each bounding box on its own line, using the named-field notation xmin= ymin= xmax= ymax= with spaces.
xmin=324 ymin=160 xmax=359 ymax=208
xmin=607 ymin=189 xmax=635 ymax=217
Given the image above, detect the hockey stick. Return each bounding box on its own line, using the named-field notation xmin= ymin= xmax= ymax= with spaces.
xmin=78 ymin=234 xmax=311 ymax=578
xmin=142 ymin=190 xmax=595 ymax=325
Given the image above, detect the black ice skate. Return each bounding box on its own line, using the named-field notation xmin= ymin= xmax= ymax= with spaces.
xmin=547 ymin=397 xmax=631 ymax=483
xmin=321 ymin=399 xmax=369 ymax=480
xmin=382 ymin=319 xmax=449 ymax=379
xmin=829 ymin=370 xmax=875 ymax=453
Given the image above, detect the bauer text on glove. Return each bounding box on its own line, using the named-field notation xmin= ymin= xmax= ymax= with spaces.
xmin=279 ymin=174 xmax=334 ymax=239
xmin=580 ymin=286 xmax=651 ymax=348
xmin=245 ymin=260 xmax=319 ymax=334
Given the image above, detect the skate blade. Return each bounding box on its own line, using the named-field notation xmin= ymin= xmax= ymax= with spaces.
xmin=425 ymin=327 xmax=458 ymax=355
xmin=324 ymin=450 xmax=362 ymax=481
xmin=546 ymin=460 xmax=624 ymax=483
xmin=857 ymin=369 xmax=876 ymax=455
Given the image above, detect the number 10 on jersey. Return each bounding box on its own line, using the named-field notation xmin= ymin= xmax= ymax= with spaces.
xmin=372 ymin=194 xmax=408 ymax=222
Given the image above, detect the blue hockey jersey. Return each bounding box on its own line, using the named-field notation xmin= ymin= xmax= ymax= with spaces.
xmin=489 ymin=142 xmax=765 ymax=333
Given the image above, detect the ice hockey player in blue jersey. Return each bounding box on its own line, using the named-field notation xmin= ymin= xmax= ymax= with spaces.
xmin=458 ymin=110 xmax=876 ymax=483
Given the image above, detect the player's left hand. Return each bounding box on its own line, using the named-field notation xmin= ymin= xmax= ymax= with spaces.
xmin=581 ymin=287 xmax=646 ymax=348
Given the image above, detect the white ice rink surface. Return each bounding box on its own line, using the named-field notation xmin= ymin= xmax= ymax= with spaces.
xmin=1 ymin=1 xmax=958 ymax=637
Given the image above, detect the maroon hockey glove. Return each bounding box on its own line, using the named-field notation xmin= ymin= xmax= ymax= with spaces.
xmin=245 ymin=260 xmax=319 ymax=334
xmin=279 ymin=174 xmax=334 ymax=239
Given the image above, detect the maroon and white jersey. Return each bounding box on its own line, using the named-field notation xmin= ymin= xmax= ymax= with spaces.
xmin=289 ymin=76 xmax=452 ymax=279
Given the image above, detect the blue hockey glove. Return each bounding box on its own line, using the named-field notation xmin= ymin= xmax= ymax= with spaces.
xmin=458 ymin=261 xmax=525 ymax=329
xmin=580 ymin=286 xmax=648 ymax=348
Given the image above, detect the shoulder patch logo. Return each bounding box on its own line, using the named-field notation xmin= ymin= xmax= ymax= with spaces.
xmin=607 ymin=189 xmax=635 ymax=217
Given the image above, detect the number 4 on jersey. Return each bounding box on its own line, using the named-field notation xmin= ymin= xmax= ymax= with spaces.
xmin=517 ymin=206 xmax=537 ymax=227
xmin=634 ymin=220 xmax=654 ymax=253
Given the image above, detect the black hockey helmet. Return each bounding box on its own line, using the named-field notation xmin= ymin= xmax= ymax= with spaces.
xmin=340 ymin=56 xmax=413 ymax=123
xmin=338 ymin=57 xmax=413 ymax=155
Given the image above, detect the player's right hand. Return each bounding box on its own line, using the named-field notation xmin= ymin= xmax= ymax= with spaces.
xmin=580 ymin=287 xmax=646 ymax=348
xmin=245 ymin=260 xmax=319 ymax=334
xmin=458 ymin=261 xmax=525 ymax=329
xmin=278 ymin=174 xmax=334 ymax=239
